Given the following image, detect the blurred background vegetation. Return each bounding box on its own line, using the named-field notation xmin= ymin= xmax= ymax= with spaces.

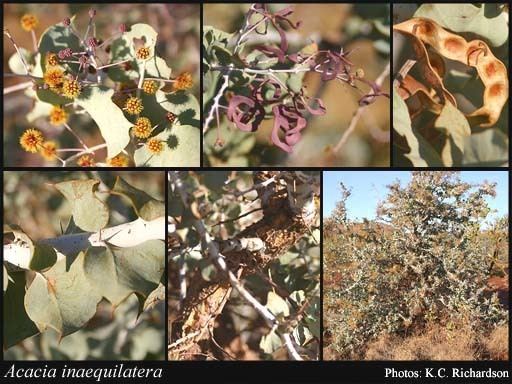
xmin=4 ymin=3 xmax=199 ymax=166
xmin=3 ymin=171 xmax=165 ymax=360
xmin=203 ymin=3 xmax=390 ymax=167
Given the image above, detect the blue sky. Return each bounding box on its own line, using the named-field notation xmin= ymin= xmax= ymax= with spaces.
xmin=323 ymin=171 xmax=508 ymax=223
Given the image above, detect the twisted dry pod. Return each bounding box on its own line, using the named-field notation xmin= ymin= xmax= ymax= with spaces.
xmin=394 ymin=17 xmax=508 ymax=127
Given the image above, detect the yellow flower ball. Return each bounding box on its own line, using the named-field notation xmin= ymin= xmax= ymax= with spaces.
xmin=77 ymin=154 xmax=95 ymax=167
xmin=107 ymin=154 xmax=130 ymax=167
xmin=20 ymin=128 xmax=44 ymax=153
xmin=39 ymin=141 xmax=58 ymax=160
xmin=142 ymin=80 xmax=158 ymax=95
xmin=147 ymin=138 xmax=164 ymax=154
xmin=21 ymin=14 xmax=38 ymax=32
xmin=46 ymin=53 xmax=59 ymax=67
xmin=166 ymin=112 xmax=177 ymax=124
xmin=132 ymin=117 xmax=152 ymax=139
xmin=124 ymin=97 xmax=144 ymax=115
xmin=136 ymin=47 xmax=151 ymax=60
xmin=49 ymin=106 xmax=68 ymax=126
xmin=62 ymin=79 xmax=81 ymax=99
xmin=43 ymin=67 xmax=64 ymax=89
xmin=173 ymin=72 xmax=193 ymax=91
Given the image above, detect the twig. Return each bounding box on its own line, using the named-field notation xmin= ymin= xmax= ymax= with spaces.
xmin=4 ymin=216 xmax=165 ymax=268
xmin=211 ymin=65 xmax=310 ymax=75
xmin=281 ymin=332 xmax=302 ymax=360
xmin=3 ymin=73 xmax=41 ymax=80
xmin=233 ymin=4 xmax=261 ymax=55
xmin=228 ymin=174 xmax=280 ymax=197
xmin=62 ymin=143 xmax=107 ymax=166
xmin=203 ymin=4 xmax=263 ymax=134
xmin=63 ymin=122 xmax=89 ymax=151
xmin=3 ymin=29 xmax=31 ymax=76
xmin=30 ymin=30 xmax=38 ymax=52
xmin=178 ymin=251 xmax=187 ymax=310
xmin=212 ymin=207 xmax=263 ymax=227
xmin=203 ymin=73 xmax=230 ymax=133
xmin=333 ymin=62 xmax=390 ymax=153
xmin=137 ymin=60 xmax=147 ymax=100
xmin=97 ymin=59 xmax=132 ymax=70
xmin=3 ymin=81 xmax=33 ymax=95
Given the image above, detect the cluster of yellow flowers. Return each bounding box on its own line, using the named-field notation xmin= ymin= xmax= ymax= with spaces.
xmin=128 ymin=112 xmax=163 ymax=155
xmin=142 ymin=80 xmax=158 ymax=95
xmin=147 ymin=138 xmax=164 ymax=154
xmin=136 ymin=47 xmax=151 ymax=61
xmin=173 ymin=72 xmax=193 ymax=91
xmin=124 ymin=97 xmax=144 ymax=115
xmin=20 ymin=14 xmax=38 ymax=32
xmin=16 ymin=13 xmax=196 ymax=163
xmin=132 ymin=117 xmax=153 ymax=139
xmin=49 ymin=106 xmax=67 ymax=126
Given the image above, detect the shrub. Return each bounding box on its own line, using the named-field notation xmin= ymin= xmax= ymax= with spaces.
xmin=324 ymin=171 xmax=508 ymax=359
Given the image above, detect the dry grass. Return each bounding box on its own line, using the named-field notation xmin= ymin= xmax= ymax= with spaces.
xmin=484 ymin=325 xmax=509 ymax=360
xmin=363 ymin=322 xmax=508 ymax=361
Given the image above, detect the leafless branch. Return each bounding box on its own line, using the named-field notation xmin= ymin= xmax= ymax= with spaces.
xmin=333 ymin=62 xmax=391 ymax=153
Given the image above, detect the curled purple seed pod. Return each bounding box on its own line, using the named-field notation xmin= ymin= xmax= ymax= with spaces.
xmin=86 ymin=37 xmax=98 ymax=48
xmin=119 ymin=23 xmax=127 ymax=33
xmin=58 ymin=48 xmax=73 ymax=59
xmin=89 ymin=9 xmax=96 ymax=18
xmin=63 ymin=17 xmax=71 ymax=27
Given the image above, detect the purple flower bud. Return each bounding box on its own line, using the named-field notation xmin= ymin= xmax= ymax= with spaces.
xmin=63 ymin=17 xmax=71 ymax=27
xmin=86 ymin=37 xmax=97 ymax=48
xmin=58 ymin=48 xmax=73 ymax=59
xmin=119 ymin=23 xmax=127 ymax=33
xmin=79 ymin=55 xmax=88 ymax=66
xmin=89 ymin=9 xmax=96 ymax=18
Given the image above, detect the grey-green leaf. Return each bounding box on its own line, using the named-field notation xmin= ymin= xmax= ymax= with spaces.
xmin=414 ymin=4 xmax=508 ymax=47
xmin=393 ymin=89 xmax=442 ymax=167
xmin=266 ymin=291 xmax=290 ymax=317
xmin=8 ymin=48 xmax=32 ymax=75
xmin=3 ymin=271 xmax=39 ymax=348
xmin=24 ymin=254 xmax=102 ymax=338
xmin=55 ymin=179 xmax=109 ymax=232
xmin=134 ymin=127 xmax=200 ymax=167
xmin=75 ymin=86 xmax=132 ymax=158
xmin=112 ymin=176 xmax=165 ymax=221
xmin=463 ymin=128 xmax=509 ymax=167
xmin=434 ymin=103 xmax=471 ymax=166
xmin=259 ymin=329 xmax=282 ymax=354
xmin=38 ymin=21 xmax=81 ymax=73
xmin=83 ymin=241 xmax=164 ymax=309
